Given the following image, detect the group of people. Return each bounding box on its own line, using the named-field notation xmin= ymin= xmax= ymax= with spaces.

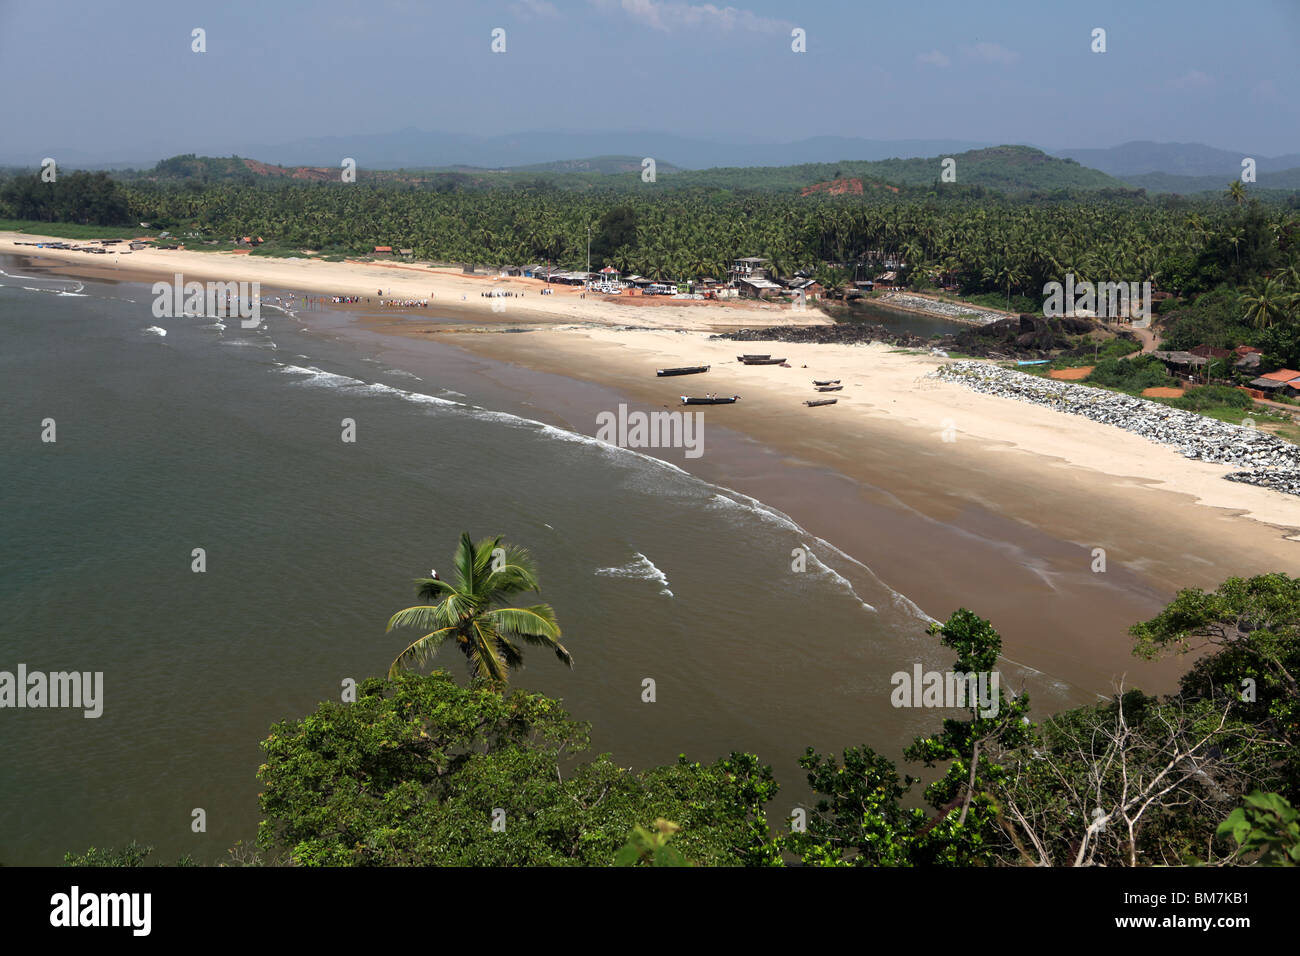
xmin=378 ymin=298 xmax=429 ymax=308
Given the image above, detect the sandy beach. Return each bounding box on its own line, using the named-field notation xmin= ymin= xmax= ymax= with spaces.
xmin=8 ymin=232 xmax=1298 ymax=696
xmin=0 ymin=231 xmax=822 ymax=330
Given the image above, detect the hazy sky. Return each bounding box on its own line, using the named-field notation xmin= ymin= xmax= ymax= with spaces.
xmin=2 ymin=0 xmax=1297 ymax=162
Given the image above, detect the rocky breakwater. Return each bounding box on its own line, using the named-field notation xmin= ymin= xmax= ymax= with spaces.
xmin=715 ymin=314 xmax=1124 ymax=362
xmin=878 ymin=292 xmax=1008 ymax=325
xmin=935 ymin=361 xmax=1300 ymax=499
xmin=714 ymin=324 xmax=930 ymax=348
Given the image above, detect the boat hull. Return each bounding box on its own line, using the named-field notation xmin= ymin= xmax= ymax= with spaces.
xmin=681 ymin=395 xmax=739 ymax=405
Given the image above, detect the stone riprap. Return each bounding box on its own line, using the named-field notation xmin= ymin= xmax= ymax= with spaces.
xmin=878 ymin=292 xmax=1007 ymax=325
xmin=935 ymin=361 xmax=1300 ymax=498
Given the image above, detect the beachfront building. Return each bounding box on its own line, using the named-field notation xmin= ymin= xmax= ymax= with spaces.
xmin=730 ymin=257 xmax=769 ymax=282
xmin=1234 ymin=345 xmax=1264 ymax=372
xmin=595 ymin=266 xmax=623 ymax=292
xmin=737 ymin=276 xmax=784 ymax=299
xmin=784 ymin=277 xmax=824 ymax=300
xmin=1151 ymin=350 xmax=1209 ymax=381
xmin=1248 ymin=369 xmax=1300 ymax=397
xmin=373 ymin=245 xmax=393 ymax=256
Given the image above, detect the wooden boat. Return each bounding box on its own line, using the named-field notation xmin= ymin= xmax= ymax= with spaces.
xmin=813 ymin=379 xmax=841 ymax=386
xmin=804 ymin=398 xmax=837 ymax=407
xmin=657 ymin=365 xmax=710 ymax=377
xmin=738 ymin=356 xmax=787 ymax=365
xmin=816 ymin=384 xmax=843 ymax=392
xmin=681 ymin=395 xmax=740 ymax=405
xmin=738 ymin=353 xmax=770 ymax=361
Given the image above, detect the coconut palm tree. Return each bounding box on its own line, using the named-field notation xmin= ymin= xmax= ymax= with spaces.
xmin=1242 ymin=276 xmax=1287 ymax=330
xmin=386 ymin=533 xmax=571 ymax=684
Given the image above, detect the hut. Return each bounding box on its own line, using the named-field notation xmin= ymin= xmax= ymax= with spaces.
xmin=1249 ymin=369 xmax=1300 ymax=397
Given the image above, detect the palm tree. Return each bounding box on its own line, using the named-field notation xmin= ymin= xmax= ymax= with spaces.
xmin=386 ymin=533 xmax=571 ymax=684
xmin=1242 ymin=277 xmax=1287 ymax=330
xmin=1227 ymin=180 xmax=1247 ymax=206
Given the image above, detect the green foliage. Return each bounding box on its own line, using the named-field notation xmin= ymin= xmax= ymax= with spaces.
xmin=789 ymin=609 xmax=1030 ymax=866
xmin=63 ymin=842 xmax=197 ymax=867
xmin=1165 ymin=384 xmax=1252 ymax=412
xmin=783 ymin=745 xmax=930 ymax=866
xmin=1160 ymin=288 xmax=1251 ymax=350
xmin=1129 ymin=573 xmax=1300 ymax=801
xmin=1256 ymin=318 xmax=1300 ymax=370
xmin=386 ymin=532 xmax=570 ymax=684
xmin=614 ymin=818 xmax=689 ymax=866
xmin=1085 ymin=354 xmax=1174 ymax=390
xmin=589 ymin=204 xmax=638 ymax=267
xmin=255 ymin=672 xmax=777 ymax=865
xmin=991 ymin=689 xmax=1278 ymax=866
xmin=0 ymin=172 xmax=131 ymax=225
xmin=0 ymin=218 xmax=148 ymax=239
xmin=1216 ymin=791 xmax=1300 ymax=866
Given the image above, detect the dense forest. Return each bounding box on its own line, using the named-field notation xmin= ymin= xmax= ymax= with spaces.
xmin=3 ymin=161 xmax=1299 ymax=365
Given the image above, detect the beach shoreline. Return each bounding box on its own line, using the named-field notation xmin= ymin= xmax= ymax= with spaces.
xmin=9 ymin=242 xmax=1299 ymax=699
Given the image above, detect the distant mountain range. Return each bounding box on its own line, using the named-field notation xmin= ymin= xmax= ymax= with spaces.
xmin=1052 ymin=140 xmax=1300 ymax=178
xmin=6 ymin=132 xmax=1300 ymax=196
xmin=107 ymin=145 xmax=1130 ymax=195
xmin=229 ymin=128 xmax=994 ymax=172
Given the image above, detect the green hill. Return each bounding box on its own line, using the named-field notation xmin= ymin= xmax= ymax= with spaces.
xmin=97 ymin=146 xmax=1131 ymax=197
xmin=1121 ymin=168 xmax=1300 ymax=195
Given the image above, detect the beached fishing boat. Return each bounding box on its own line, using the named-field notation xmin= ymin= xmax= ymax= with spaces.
xmin=680 ymin=395 xmax=740 ymax=405
xmin=738 ymin=356 xmax=787 ymax=365
xmin=812 ymin=379 xmax=840 ymax=386
xmin=738 ymin=354 xmax=770 ymax=361
xmin=816 ymin=384 xmax=843 ymax=392
xmin=656 ymin=365 xmax=710 ymax=377
xmin=804 ymin=398 xmax=837 ymax=407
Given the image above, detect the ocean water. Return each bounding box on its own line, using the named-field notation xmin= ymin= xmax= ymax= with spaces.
xmin=0 ymin=262 xmax=1083 ymax=864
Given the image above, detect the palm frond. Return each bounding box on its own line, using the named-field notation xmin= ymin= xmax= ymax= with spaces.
xmin=485 ymin=604 xmax=560 ymax=637
xmin=387 ymin=603 xmax=455 ymax=633
xmin=413 ymin=576 xmax=456 ymax=603
xmin=387 ymin=626 xmax=457 ymax=677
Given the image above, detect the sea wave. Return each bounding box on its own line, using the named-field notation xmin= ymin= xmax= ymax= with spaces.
xmin=142 ymin=326 xmax=167 ymax=337
xmin=595 ymin=552 xmax=673 ymax=597
xmin=265 ymin=361 xmax=929 ymax=623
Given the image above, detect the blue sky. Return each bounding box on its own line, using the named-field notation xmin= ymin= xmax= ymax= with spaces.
xmin=2 ymin=0 xmax=1297 ymax=162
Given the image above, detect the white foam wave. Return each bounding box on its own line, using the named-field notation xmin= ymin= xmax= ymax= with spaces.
xmin=595 ymin=552 xmax=673 ymax=597
xmin=263 ymin=360 xmax=928 ymax=624
xmin=142 ymin=326 xmax=167 ymax=336
xmin=804 ymin=549 xmax=875 ymax=612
